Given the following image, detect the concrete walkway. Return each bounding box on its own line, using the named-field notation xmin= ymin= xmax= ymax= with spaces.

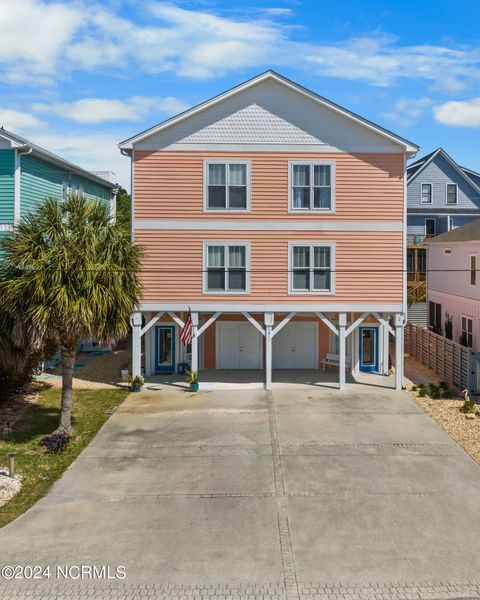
xmin=1 ymin=385 xmax=480 ymax=599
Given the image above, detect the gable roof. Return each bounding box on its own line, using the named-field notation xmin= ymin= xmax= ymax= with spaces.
xmin=407 ymin=147 xmax=480 ymax=195
xmin=118 ymin=70 xmax=419 ymax=153
xmin=0 ymin=128 xmax=116 ymax=189
xmin=427 ymin=217 xmax=480 ymax=244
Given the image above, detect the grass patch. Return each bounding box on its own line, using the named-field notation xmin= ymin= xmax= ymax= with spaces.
xmin=0 ymin=386 xmax=128 ymax=528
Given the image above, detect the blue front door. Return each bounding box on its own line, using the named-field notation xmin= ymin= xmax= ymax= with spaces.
xmin=155 ymin=326 xmax=176 ymax=373
xmin=359 ymin=327 xmax=378 ymax=372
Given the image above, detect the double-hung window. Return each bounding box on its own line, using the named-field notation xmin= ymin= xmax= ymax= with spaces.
xmin=421 ymin=183 xmax=432 ymax=204
xmin=471 ymin=255 xmax=477 ymax=286
xmin=205 ymin=161 xmax=249 ymax=211
xmin=290 ymin=162 xmax=335 ymax=212
xmin=204 ymin=242 xmax=249 ymax=293
xmin=461 ymin=316 xmax=473 ymax=348
xmin=289 ymin=242 xmax=335 ymax=294
xmin=446 ymin=183 xmax=457 ymax=205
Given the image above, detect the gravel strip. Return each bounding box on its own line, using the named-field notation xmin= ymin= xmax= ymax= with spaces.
xmin=0 ymin=469 xmax=21 ymax=507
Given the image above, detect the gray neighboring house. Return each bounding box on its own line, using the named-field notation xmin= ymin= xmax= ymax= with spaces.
xmin=406 ymin=148 xmax=480 ymax=322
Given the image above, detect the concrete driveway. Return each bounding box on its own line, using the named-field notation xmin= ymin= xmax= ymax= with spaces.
xmin=1 ymin=384 xmax=480 ymax=599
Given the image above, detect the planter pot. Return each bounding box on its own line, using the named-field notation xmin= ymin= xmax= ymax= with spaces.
xmin=120 ymin=369 xmax=129 ymax=382
xmin=131 ymin=385 xmax=143 ymax=393
xmin=189 ymin=382 xmax=199 ymax=392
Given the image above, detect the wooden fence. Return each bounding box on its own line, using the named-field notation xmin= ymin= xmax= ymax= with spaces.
xmin=404 ymin=322 xmax=475 ymax=392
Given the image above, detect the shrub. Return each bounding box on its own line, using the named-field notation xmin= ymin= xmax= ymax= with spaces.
xmin=40 ymin=431 xmax=71 ymax=453
xmin=460 ymin=395 xmax=477 ymax=414
xmin=418 ymin=387 xmax=427 ymax=397
xmin=439 ymin=381 xmax=449 ymax=391
xmin=429 ymin=384 xmax=441 ymax=399
xmin=411 ymin=385 xmax=418 ymax=392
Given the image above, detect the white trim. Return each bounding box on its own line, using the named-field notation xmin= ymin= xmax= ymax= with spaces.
xmin=202 ymin=240 xmax=251 ymax=295
xmin=196 ymin=311 xmax=221 ymax=338
xmin=203 ymin=159 xmax=251 ymax=213
xmin=118 ymin=71 xmax=418 ymax=152
xmin=407 ymin=212 xmax=480 ymax=217
xmin=288 ymin=241 xmax=335 ymax=295
xmin=445 ymin=182 xmax=458 ymax=205
xmin=315 ymin=312 xmax=339 ymax=336
xmin=345 ymin=312 xmax=369 ymax=338
xmin=420 ymin=182 xmax=432 ymax=205
xmin=0 ymin=224 xmax=14 ymax=231
xmin=139 ymin=302 xmax=404 ymax=313
xmin=166 ymin=311 xmax=185 ymax=328
xmin=288 ymin=160 xmax=336 ymax=214
xmin=372 ymin=312 xmax=395 ymax=336
xmin=155 ymin=142 xmax=406 ymax=153
xmin=403 ymin=154 xmax=407 ymax=315
xmin=134 ymin=219 xmax=403 ymax=232
xmin=140 ymin=311 xmax=165 ymax=337
xmin=13 ymin=149 xmax=20 ymax=224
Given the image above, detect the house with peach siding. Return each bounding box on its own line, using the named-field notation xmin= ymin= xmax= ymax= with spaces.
xmin=118 ymin=71 xmax=419 ymax=390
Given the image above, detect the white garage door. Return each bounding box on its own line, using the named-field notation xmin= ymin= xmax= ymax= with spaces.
xmin=273 ymin=322 xmax=317 ymax=369
xmin=216 ymin=322 xmax=263 ymax=369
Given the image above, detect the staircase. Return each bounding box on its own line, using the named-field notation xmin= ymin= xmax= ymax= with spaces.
xmin=408 ymin=302 xmax=427 ymax=328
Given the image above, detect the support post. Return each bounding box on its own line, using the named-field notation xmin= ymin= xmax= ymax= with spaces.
xmin=339 ymin=312 xmax=347 ymax=390
xmin=382 ymin=314 xmax=390 ymax=376
xmin=264 ymin=312 xmax=274 ymax=390
xmin=395 ymin=313 xmax=405 ymax=390
xmin=131 ymin=311 xmax=142 ymax=378
xmin=191 ymin=312 xmax=199 ymax=373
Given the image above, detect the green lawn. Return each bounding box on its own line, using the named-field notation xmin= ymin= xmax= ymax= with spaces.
xmin=0 ymin=386 xmax=128 ymax=528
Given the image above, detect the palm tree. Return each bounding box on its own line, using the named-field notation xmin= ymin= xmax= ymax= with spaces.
xmin=0 ymin=195 xmax=142 ymax=433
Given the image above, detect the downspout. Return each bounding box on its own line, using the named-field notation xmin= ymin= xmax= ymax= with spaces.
xmin=14 ymin=146 xmax=32 ymax=225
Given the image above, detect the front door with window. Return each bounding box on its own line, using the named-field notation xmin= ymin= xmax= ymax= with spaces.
xmin=155 ymin=325 xmax=176 ymax=372
xmin=359 ymin=327 xmax=378 ymax=372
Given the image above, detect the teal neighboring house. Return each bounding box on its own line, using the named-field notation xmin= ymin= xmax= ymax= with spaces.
xmin=0 ymin=127 xmax=117 ymax=240
xmin=0 ymin=128 xmax=117 ymax=353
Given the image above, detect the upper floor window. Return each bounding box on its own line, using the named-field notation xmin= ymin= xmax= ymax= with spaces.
xmin=421 ymin=183 xmax=432 ymax=204
xmin=446 ymin=183 xmax=457 ymax=205
xmin=203 ymin=242 xmax=249 ymax=293
xmin=204 ymin=161 xmax=249 ymax=211
xmin=461 ymin=316 xmax=473 ymax=348
xmin=471 ymin=255 xmax=477 ymax=286
xmin=289 ymin=242 xmax=335 ymax=294
xmin=289 ymin=161 xmax=335 ymax=212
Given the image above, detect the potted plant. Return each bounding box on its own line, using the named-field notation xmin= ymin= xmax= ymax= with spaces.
xmin=128 ymin=375 xmax=144 ymax=393
xmin=185 ymin=369 xmax=199 ymax=392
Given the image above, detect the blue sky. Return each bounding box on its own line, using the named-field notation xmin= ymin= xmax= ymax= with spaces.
xmin=1 ymin=0 xmax=480 ymax=188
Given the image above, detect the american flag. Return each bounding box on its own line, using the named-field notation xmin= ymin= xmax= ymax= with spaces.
xmin=180 ymin=310 xmax=193 ymax=346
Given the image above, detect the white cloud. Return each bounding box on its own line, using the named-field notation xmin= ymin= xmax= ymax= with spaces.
xmin=2 ymin=1 xmax=480 ymax=90
xmin=33 ymin=96 xmax=187 ymax=124
xmin=383 ymin=97 xmax=433 ymax=127
xmin=0 ymin=109 xmax=45 ymax=130
xmin=434 ymin=98 xmax=480 ymax=127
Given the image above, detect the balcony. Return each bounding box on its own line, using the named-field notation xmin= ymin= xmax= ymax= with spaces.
xmin=407 ymin=233 xmax=435 ymax=246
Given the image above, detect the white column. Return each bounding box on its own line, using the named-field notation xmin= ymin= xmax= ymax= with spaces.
xmin=144 ymin=313 xmax=152 ymax=377
xmin=264 ymin=312 xmax=274 ymax=390
xmin=339 ymin=312 xmax=347 ymax=390
xmin=190 ymin=312 xmax=199 ymax=373
xmin=381 ymin=313 xmax=390 ymax=376
xmin=395 ymin=313 xmax=405 ymax=390
xmin=131 ymin=311 xmax=142 ymax=378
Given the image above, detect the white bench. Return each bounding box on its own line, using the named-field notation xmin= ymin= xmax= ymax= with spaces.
xmin=321 ymin=352 xmax=351 ymax=372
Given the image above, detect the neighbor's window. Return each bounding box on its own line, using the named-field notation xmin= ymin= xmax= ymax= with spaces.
xmin=290 ymin=162 xmax=335 ymax=211
xmin=428 ymin=301 xmax=442 ymax=333
xmin=205 ymin=243 xmax=248 ymax=292
xmin=446 ymin=183 xmax=457 ymax=205
xmin=444 ymin=248 xmax=452 ymax=255
xmin=471 ymin=255 xmax=477 ymax=286
xmin=461 ymin=316 xmax=473 ymax=348
xmin=205 ymin=162 xmax=248 ymax=211
xmin=290 ymin=243 xmax=334 ymax=293
xmin=421 ymin=183 xmax=432 ymax=204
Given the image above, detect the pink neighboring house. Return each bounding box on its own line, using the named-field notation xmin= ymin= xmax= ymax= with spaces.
xmin=118 ymin=71 xmax=419 ymax=390
xmin=427 ymin=218 xmax=480 ymax=350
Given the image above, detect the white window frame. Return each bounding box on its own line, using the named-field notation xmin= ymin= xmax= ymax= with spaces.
xmin=202 ymin=241 xmax=251 ymax=295
xmin=288 ymin=161 xmax=336 ymax=213
xmin=62 ymin=181 xmax=71 ymax=200
xmin=203 ymin=160 xmax=251 ymax=213
xmin=288 ymin=241 xmax=335 ymax=295
xmin=445 ymin=183 xmax=458 ymax=205
xmin=461 ymin=315 xmax=473 ymax=348
xmin=470 ymin=254 xmax=477 ymax=286
xmin=420 ymin=182 xmax=432 ymax=204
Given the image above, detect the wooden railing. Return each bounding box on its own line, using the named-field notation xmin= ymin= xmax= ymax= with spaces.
xmin=407 ymin=233 xmax=435 ymax=245
xmin=407 ymin=280 xmax=426 ymax=303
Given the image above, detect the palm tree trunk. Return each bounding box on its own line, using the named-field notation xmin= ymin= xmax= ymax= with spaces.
xmin=59 ymin=344 xmax=77 ymax=433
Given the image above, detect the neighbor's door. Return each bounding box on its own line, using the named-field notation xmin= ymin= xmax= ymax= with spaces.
xmin=155 ymin=325 xmax=176 ymax=372
xmin=359 ymin=327 xmax=378 ymax=373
